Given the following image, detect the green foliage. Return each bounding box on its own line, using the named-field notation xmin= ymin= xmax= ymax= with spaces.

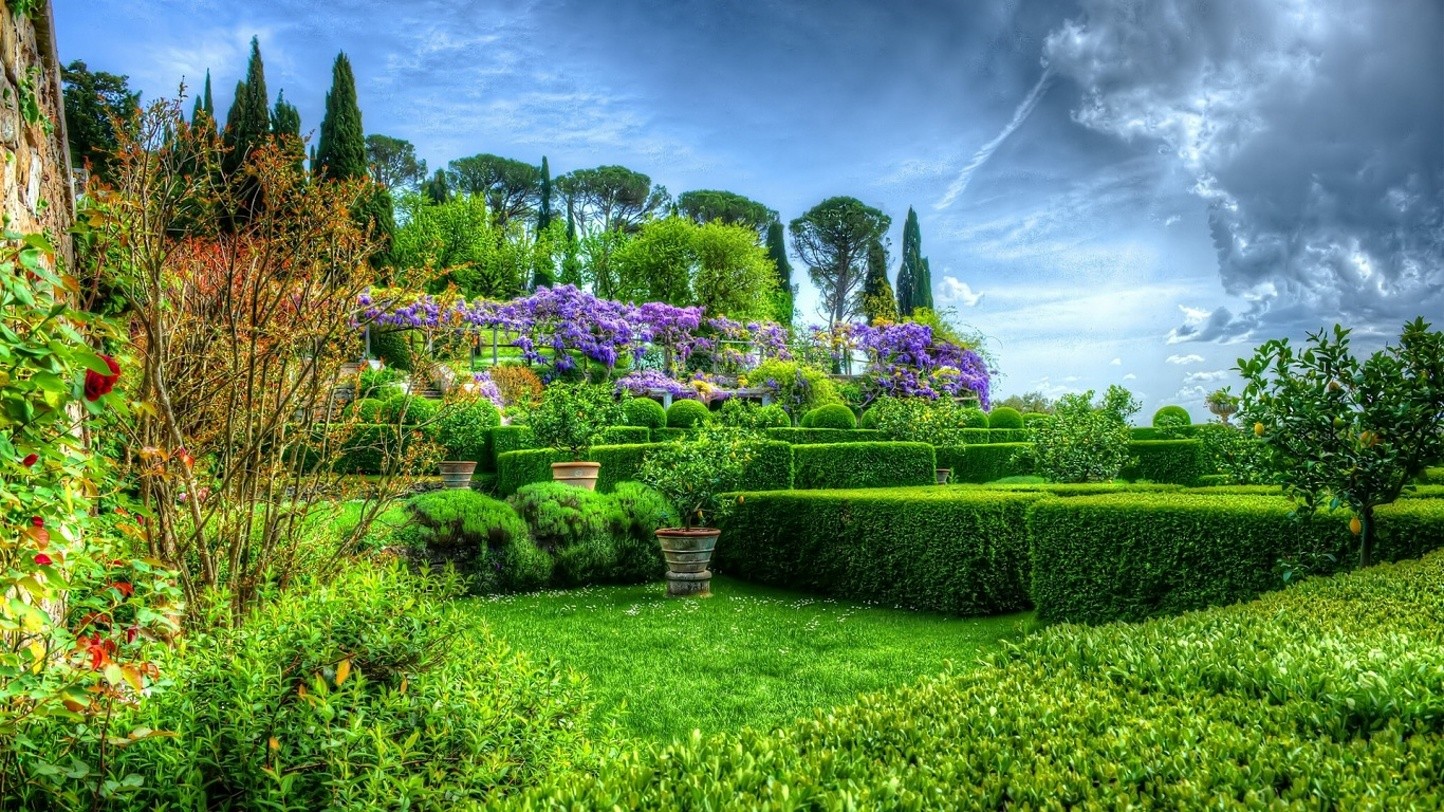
xmin=1028 ymin=493 xmax=1444 ymax=624
xmin=1024 ymin=386 xmax=1139 ymax=483
xmin=718 ymin=489 xmax=1041 ymax=614
xmin=895 ymin=206 xmax=924 ymax=316
xmin=623 ymin=396 xmax=668 ymax=428
xmin=987 ymin=406 xmax=1024 ymax=429
xmin=868 ymin=396 xmax=970 ymax=447
xmin=507 ymin=482 xmax=664 ymax=586
xmin=221 ymin=37 xmax=270 ymax=178
xmin=639 ymin=427 xmax=767 ymax=528
xmin=764 ymin=221 xmax=794 ymax=327
xmin=987 ymin=428 xmax=1028 ymax=443
xmin=1119 ymin=440 xmax=1207 ymax=486
xmin=314 ymin=52 xmax=368 ymax=181
xmin=379 ymin=393 xmax=440 ymax=426
xmin=806 ymin=403 xmax=857 ymax=430
xmin=858 ymin=406 xmax=880 ymax=429
xmin=1129 ymin=425 xmax=1200 ymax=441
xmin=368 ymin=329 xmax=414 ymax=371
xmin=514 ymin=548 xmax=1444 ymax=808
xmin=860 ymin=238 xmax=897 ymax=323
xmin=345 ymin=396 xmax=384 ymax=422
xmin=792 ymin=442 xmax=936 ymax=489
xmin=399 ymin=490 xmax=547 ymax=592
xmin=1238 ymin=319 xmax=1444 ymax=567
xmin=611 ymin=215 xmax=694 ymax=304
xmin=764 ymin=427 xmax=884 ymax=445
xmin=935 ymin=443 xmax=1035 ymax=484
xmin=95 ymin=565 xmax=591 ymax=809
xmin=434 ymin=396 xmax=501 ymax=462
xmin=599 ymin=425 xmax=650 ymax=444
xmin=676 ymin=189 xmax=777 ymax=234
xmin=490 ymin=425 xmax=535 ymax=466
xmin=960 ymin=407 xmax=989 ymax=429
xmin=364 ymin=133 xmax=427 ymax=191
xmin=391 ymin=193 xmax=534 ymax=299
xmin=665 ymin=398 xmax=712 ymax=429
xmin=1021 ymin=411 xmax=1053 ymax=426
xmin=716 ymin=398 xmax=788 ymax=433
xmin=509 ymin=482 xmax=616 ymax=552
xmin=751 ymin=359 xmax=843 ymax=421
xmin=789 ymin=196 xmax=891 ymax=326
xmin=691 ymin=220 xmax=779 ymax=321
xmin=527 ymin=383 xmax=624 ymax=458
xmin=61 ymin=60 xmax=140 ymax=181
xmin=1152 ymin=404 xmax=1192 ymax=428
xmin=555 ymin=164 xmax=670 ymax=235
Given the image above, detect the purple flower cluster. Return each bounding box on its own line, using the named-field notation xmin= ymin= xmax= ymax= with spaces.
xmin=614 ymin=368 xmax=694 ymax=398
xmin=471 ymin=372 xmax=505 ymax=407
xmin=855 ymin=322 xmax=991 ymax=408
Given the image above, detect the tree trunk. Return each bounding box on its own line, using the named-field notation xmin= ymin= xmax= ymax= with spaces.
xmin=1358 ymin=506 xmax=1375 ymax=569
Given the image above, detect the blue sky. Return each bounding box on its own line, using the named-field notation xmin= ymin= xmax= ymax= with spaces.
xmin=54 ymin=0 xmax=1442 ymax=418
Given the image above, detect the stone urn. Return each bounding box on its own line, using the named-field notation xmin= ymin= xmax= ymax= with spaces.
xmin=551 ymin=461 xmax=602 ymax=490
xmin=936 ymin=467 xmax=952 ymax=485
xmin=656 ymin=527 xmax=721 ymax=597
xmin=438 ymin=461 xmax=477 ymax=489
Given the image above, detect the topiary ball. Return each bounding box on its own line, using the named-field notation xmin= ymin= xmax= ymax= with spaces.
xmin=755 ymin=405 xmax=791 ymax=429
xmin=623 ymin=397 xmax=668 ymax=429
xmin=809 ymin=403 xmax=857 ymax=430
xmin=859 ymin=407 xmax=880 ymax=429
xmin=799 ymin=409 xmax=817 ymax=428
xmin=1153 ymin=405 xmax=1192 ymax=428
xmin=987 ymin=406 xmax=1024 ymax=430
xmin=381 ymin=394 xmax=441 ymax=426
xmin=960 ymin=407 xmax=990 ymax=429
xmin=666 ymin=398 xmax=712 ymax=429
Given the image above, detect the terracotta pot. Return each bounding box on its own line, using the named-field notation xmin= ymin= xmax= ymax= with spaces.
xmin=438 ymin=461 xmax=477 ymax=489
xmin=656 ymin=527 xmax=721 ymax=597
xmin=935 ymin=467 xmax=952 ymax=485
xmin=551 ymin=461 xmax=601 ymax=490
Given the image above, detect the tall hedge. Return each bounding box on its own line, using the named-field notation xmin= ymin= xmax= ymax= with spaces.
xmin=764 ymin=427 xmax=885 ymax=445
xmin=791 ymin=442 xmax=935 ymax=490
xmin=1119 ymin=439 xmax=1207 ymax=486
xmin=716 ymin=489 xmax=1044 ymax=615
xmin=1028 ymin=493 xmax=1444 ymax=624
xmin=489 ymin=425 xmax=535 ymax=470
xmin=935 ymin=443 xmax=1033 ymax=484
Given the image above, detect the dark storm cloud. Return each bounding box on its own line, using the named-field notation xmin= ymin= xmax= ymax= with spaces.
xmin=1045 ymin=0 xmax=1444 ymax=343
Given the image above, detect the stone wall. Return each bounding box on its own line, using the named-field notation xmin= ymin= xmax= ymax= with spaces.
xmin=0 ymin=1 xmax=73 ymax=267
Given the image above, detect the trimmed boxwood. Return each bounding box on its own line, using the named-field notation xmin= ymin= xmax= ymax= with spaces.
xmin=987 ymin=428 xmax=1028 ymax=444
xmin=622 ymin=397 xmax=667 ymax=429
xmin=1120 ymin=439 xmax=1207 ymax=486
xmin=489 ymin=425 xmax=535 ymax=471
xmin=935 ymin=442 xmax=1034 ymax=484
xmin=764 ymin=427 xmax=885 ymax=445
xmin=960 ymin=407 xmax=989 ymax=429
xmin=959 ymin=428 xmax=992 ymax=445
xmin=987 ymin=406 xmax=1024 ymax=429
xmin=497 ymin=440 xmax=794 ymax=496
xmin=1152 ymin=404 xmax=1192 ymax=427
xmin=807 ymin=403 xmax=857 ymax=430
xmin=1027 ymin=493 xmax=1444 ymax=624
xmin=716 ymin=488 xmax=1044 ymax=615
xmin=599 ymin=425 xmax=650 ymax=444
xmin=651 ymin=427 xmax=694 ymax=443
xmin=792 ymin=442 xmax=936 ymax=490
xmin=666 ymin=399 xmax=712 ymax=428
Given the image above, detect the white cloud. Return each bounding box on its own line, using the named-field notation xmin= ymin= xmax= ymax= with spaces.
xmin=938 ymin=276 xmax=983 ymax=307
xmin=1184 ymin=370 xmax=1227 ymax=384
xmin=1109 ymin=357 xmax=1122 ymax=365
xmin=1166 ymin=354 xmax=1205 ymax=365
xmin=1123 ymin=373 xmax=1138 ymax=380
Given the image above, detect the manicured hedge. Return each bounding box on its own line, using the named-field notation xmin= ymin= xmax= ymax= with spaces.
xmin=791 ymin=442 xmax=935 ymax=490
xmin=935 ymin=442 xmax=1033 ymax=483
xmin=987 ymin=428 xmax=1029 ymax=443
xmin=1129 ymin=425 xmax=1201 ymax=441
xmin=716 ymin=488 xmax=1044 ymax=615
xmin=489 ymin=425 xmax=535 ymax=471
xmin=598 ymin=425 xmax=650 ymax=444
xmin=651 ymin=427 xmax=694 ymax=443
xmin=1028 ymin=493 xmax=1444 ymax=624
xmin=497 ymin=441 xmax=793 ymax=496
xmin=1422 ymin=466 xmax=1444 ymax=484
xmin=1120 ymin=439 xmax=1207 ymax=486
xmin=958 ymin=428 xmax=992 ymax=445
xmin=514 ymin=548 xmax=1444 ymax=809
xmin=764 ymin=427 xmax=885 ymax=445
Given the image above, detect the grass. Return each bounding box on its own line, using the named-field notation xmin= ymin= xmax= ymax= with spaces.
xmin=457 ymin=576 xmax=1028 ymax=742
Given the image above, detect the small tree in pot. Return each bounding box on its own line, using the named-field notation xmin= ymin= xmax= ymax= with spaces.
xmin=526 ymin=382 xmax=624 ymax=490
xmin=639 ymin=426 xmax=759 ymax=597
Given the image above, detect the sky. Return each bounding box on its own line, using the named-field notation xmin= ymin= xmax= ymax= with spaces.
xmin=54 ymin=0 xmax=1443 ymax=419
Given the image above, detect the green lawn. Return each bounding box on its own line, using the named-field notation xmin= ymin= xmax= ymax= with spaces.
xmin=457 ymin=577 xmax=1028 ymax=742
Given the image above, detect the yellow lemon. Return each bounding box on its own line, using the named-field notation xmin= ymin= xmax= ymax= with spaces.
xmin=1349 ymin=516 xmax=1362 ymax=535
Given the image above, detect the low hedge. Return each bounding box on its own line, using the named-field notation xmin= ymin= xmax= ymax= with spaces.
xmin=987 ymin=428 xmax=1028 ymax=443
xmin=791 ymin=442 xmax=935 ymax=490
xmin=764 ymin=427 xmax=885 ymax=445
xmin=716 ymin=488 xmax=1044 ymax=615
xmin=1422 ymin=466 xmax=1444 ymax=484
xmin=514 ymin=548 xmax=1444 ymax=808
xmin=651 ymin=427 xmax=694 ymax=443
xmin=598 ymin=425 xmax=650 ymax=444
xmin=1028 ymin=493 xmax=1444 ymax=624
xmin=489 ymin=425 xmax=535 ymax=471
xmin=1120 ymin=439 xmax=1207 ymax=486
xmin=1129 ymin=425 xmax=1201 ymax=441
xmin=935 ymin=442 xmax=1033 ymax=483
xmin=497 ymin=440 xmax=793 ymax=496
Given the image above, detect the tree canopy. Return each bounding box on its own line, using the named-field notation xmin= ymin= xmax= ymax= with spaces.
xmin=556 ymin=165 xmax=670 ymax=235
xmin=365 ymin=134 xmax=428 ymax=191
xmin=677 ymin=189 xmax=776 ymax=236
xmin=789 ymin=196 xmax=890 ymax=327
xmin=222 ymin=37 xmax=270 ymax=177
xmin=61 ymin=60 xmax=140 ymax=181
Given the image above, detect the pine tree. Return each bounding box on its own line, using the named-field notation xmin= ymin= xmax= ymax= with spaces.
xmin=191 ymin=69 xmax=214 ymax=128
xmin=896 ymin=207 xmax=920 ymax=316
xmin=862 ymin=238 xmax=898 ymax=323
xmin=271 ymin=91 xmax=303 ymax=173
xmin=222 ymin=37 xmax=270 ymax=176
xmin=915 ymin=256 xmax=934 ymax=312
xmin=314 ymin=53 xmax=367 ymax=182
xmin=765 ymin=220 xmax=793 ymax=327
xmin=538 ymin=156 xmax=553 ymax=232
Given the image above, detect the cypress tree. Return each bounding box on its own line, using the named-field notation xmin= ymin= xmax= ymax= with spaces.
xmin=915 ymin=256 xmax=934 ymax=312
xmin=896 ymin=206 xmax=922 ymax=316
xmin=271 ymin=91 xmax=304 ymax=173
xmin=765 ymin=220 xmax=794 ymax=327
xmin=424 ymin=168 xmax=449 ymax=204
xmin=861 ymin=238 xmax=898 ymax=323
xmin=538 ymin=156 xmax=552 ymax=232
xmin=222 ymin=37 xmax=270 ymax=176
xmin=191 ymin=69 xmax=214 ymax=128
xmin=315 ymin=53 xmax=367 ymax=182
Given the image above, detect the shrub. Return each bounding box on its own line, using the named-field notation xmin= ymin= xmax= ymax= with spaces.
xmin=798 ymin=408 xmax=816 ymax=427
xmin=380 ymin=393 xmax=441 ymax=426
xmin=1119 ymin=440 xmax=1207 ymax=486
xmin=507 ymin=482 xmax=666 ymax=586
xmin=527 ymin=382 xmax=624 ymax=458
xmin=1152 ymin=404 xmax=1192 ymax=428
xmin=858 ymin=406 xmax=880 ymax=429
xmin=666 ymin=398 xmax=712 ymax=428
xmin=369 ymin=329 xmax=414 ymax=371
xmin=717 ymin=399 xmax=790 ymax=433
xmin=356 ymin=365 xmax=405 ymax=399
xmin=401 ymin=490 xmax=547 ymax=593
xmin=508 ymin=482 xmax=618 ymax=552
xmin=868 ymin=396 xmax=970 ymax=447
xmin=755 ymin=404 xmax=792 ymax=429
xmin=807 ymin=403 xmax=857 ymax=430
xmin=1129 ymin=425 xmax=1200 ymax=441
xmin=987 ymin=406 xmax=1024 ymax=429
xmin=434 ymin=396 xmax=501 ymax=462
xmin=622 ymin=396 xmax=667 ymax=429
xmin=751 ymin=359 xmax=843 ymax=422
xmin=599 ymin=426 xmax=651 ymax=444
xmin=490 ymin=425 xmax=535 ymax=469
xmin=97 ymin=565 xmax=590 ymax=810
xmin=1027 ymin=493 xmax=1444 ymax=624
xmin=792 ymin=442 xmax=935 ymax=489
xmin=935 ymin=443 xmax=1035 ymax=483
xmin=1021 ymin=412 xmax=1052 ymax=426
xmin=345 ymin=396 xmax=384 ymax=422
xmin=607 ymin=481 xmax=677 ymax=582
xmin=960 ymin=407 xmax=989 ymax=428
xmin=1024 ymin=386 xmax=1138 ymax=482
xmin=717 ymin=489 xmax=1042 ymax=614
xmin=764 ymin=427 xmax=884 ymax=445
xmin=640 ymin=427 xmax=768 ymax=528
xmin=490 ymin=363 xmax=544 ymax=408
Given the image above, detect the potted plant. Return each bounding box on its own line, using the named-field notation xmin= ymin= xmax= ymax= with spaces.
xmin=1205 ymin=388 xmax=1240 ymax=424
xmin=639 ymin=426 xmax=759 ymax=597
xmin=526 ymin=382 xmax=624 ymax=490
xmin=434 ymin=395 xmax=502 ymax=489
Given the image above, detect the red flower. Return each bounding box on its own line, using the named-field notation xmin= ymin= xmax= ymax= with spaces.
xmin=82 ymin=636 xmax=116 ymax=670
xmin=84 ymin=355 xmax=122 ymax=402
xmin=31 ymin=516 xmax=43 ymax=528
xmin=125 ymin=626 xmax=139 ymax=644
xmin=21 ymin=453 xmax=37 ymax=467
xmin=34 ymin=553 xmax=52 ymax=566
xmin=111 ymin=581 xmax=134 ymax=598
